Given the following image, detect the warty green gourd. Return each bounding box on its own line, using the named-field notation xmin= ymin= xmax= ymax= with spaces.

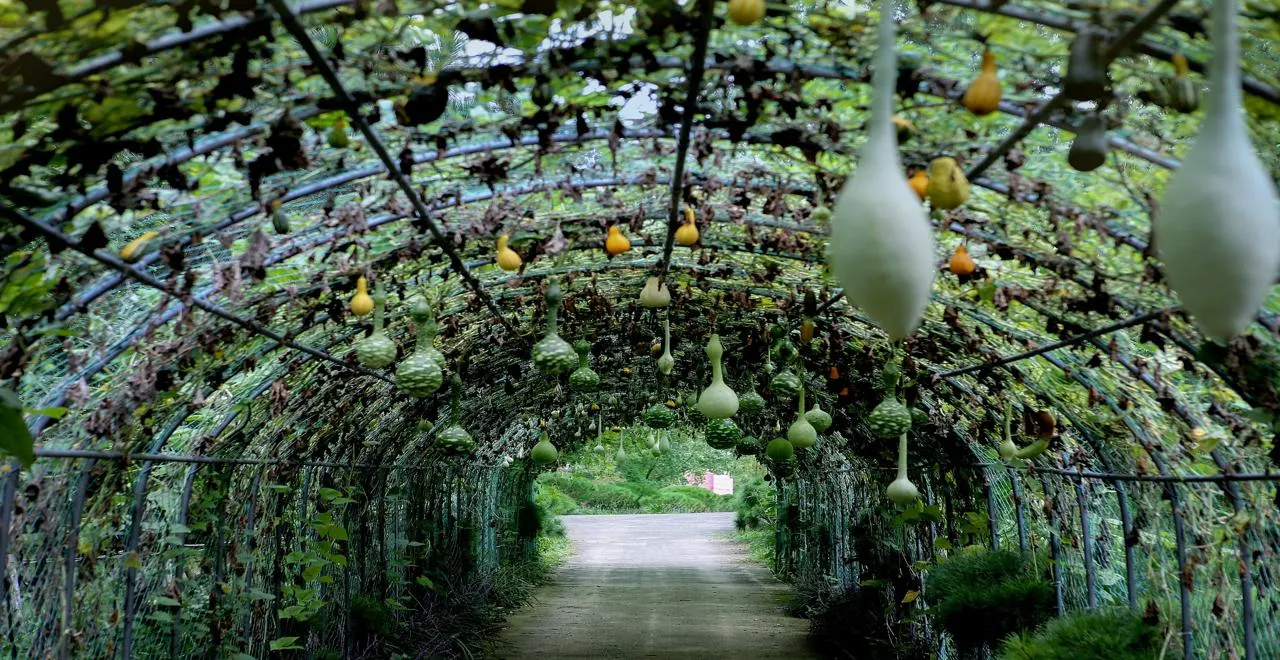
xmin=354 ymin=282 xmax=397 ymax=369
xmin=1154 ymin=0 xmax=1280 ymax=340
xmin=828 ymin=0 xmax=935 ymax=342
xmin=395 ymin=299 xmax=445 ymax=397
xmin=532 ymin=280 xmax=578 ymax=374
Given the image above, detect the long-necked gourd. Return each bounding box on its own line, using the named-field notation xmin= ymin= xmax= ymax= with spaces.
xmin=640 ymin=276 xmax=671 ymax=308
xmin=885 ymin=433 xmax=920 ymax=506
xmin=533 ymin=280 xmax=578 ymax=374
xmin=396 ymin=300 xmax=445 ymax=397
xmin=998 ymin=400 xmax=1018 ymax=461
xmin=787 ymin=385 xmax=817 ymax=449
xmin=867 ymin=360 xmax=911 ymax=438
xmin=355 ymin=282 xmax=397 ymax=369
xmin=697 ymin=334 xmax=739 ymax=419
xmin=569 ymin=340 xmax=600 ymax=392
xmin=1154 ymin=0 xmax=1280 ymax=340
xmin=657 ymin=315 xmax=675 ymax=375
xmin=829 ymin=0 xmax=935 ymax=342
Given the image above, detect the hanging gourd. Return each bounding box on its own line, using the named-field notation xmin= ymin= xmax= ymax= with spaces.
xmin=437 ymin=374 xmax=475 ymax=454
xmin=697 ymin=334 xmax=739 ymax=419
xmin=327 ymin=117 xmax=350 ymax=149
xmin=532 ymin=280 xmax=578 ymax=374
xmin=770 ymin=369 xmax=801 ymax=399
xmin=675 ymin=207 xmax=699 ymax=246
xmin=658 ymin=433 xmax=670 ymax=454
xmin=804 ymin=401 xmax=832 ymax=433
xmin=569 ymin=340 xmax=600 ymax=392
xmin=799 ymin=291 xmax=817 ymax=343
xmin=867 ymin=361 xmax=911 ymax=438
xmin=605 ymin=226 xmax=631 ymax=256
xmin=765 ymin=438 xmax=795 ymax=462
xmin=496 ymin=234 xmax=522 ymax=272
xmin=640 ymin=276 xmax=671 ymax=308
xmin=998 ymin=399 xmax=1019 ymax=461
xmin=949 ymin=244 xmax=976 ymax=276
xmin=354 ymin=282 xmax=397 ymax=369
xmin=269 ymin=200 xmax=290 ymax=234
xmin=828 ymin=0 xmax=935 ymax=343
xmin=644 ymin=403 xmax=676 ymax=429
xmin=1154 ymin=0 xmax=1280 ymax=341
xmin=885 ymin=433 xmax=920 ymax=506
xmin=350 ymin=276 xmax=374 ymax=317
xmin=119 ymin=231 xmax=160 ymax=263
xmin=787 ymin=386 xmax=817 ymax=449
xmin=925 ymin=157 xmax=970 ymax=210
xmin=727 ymin=0 xmax=764 ymax=25
xmin=1168 ymin=54 xmax=1200 ymax=114
xmin=962 ymin=49 xmax=1002 ymax=116
xmin=615 ymin=436 xmax=627 ymax=463
xmin=1067 ymin=114 xmax=1109 ymax=173
xmin=736 ymin=434 xmax=759 ymax=454
xmin=705 ymin=418 xmax=741 ymax=450
xmin=413 ymin=301 xmax=446 ymax=367
xmin=1063 ymin=26 xmax=1108 ymax=102
xmin=396 ymin=300 xmax=445 ymax=397
xmin=657 ymin=316 xmax=675 ymax=375
xmin=531 ymin=432 xmax=558 ymax=465
xmin=738 ymin=381 xmax=766 ymax=415
xmin=908 ymin=170 xmax=929 ymax=201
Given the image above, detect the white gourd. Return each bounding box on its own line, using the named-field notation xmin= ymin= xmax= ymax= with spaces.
xmin=697 ymin=334 xmax=739 ymax=419
xmin=998 ymin=400 xmax=1018 ymax=461
xmin=885 ymin=433 xmax=920 ymax=506
xmin=1155 ymin=0 xmax=1280 ymax=340
xmin=787 ymin=385 xmax=817 ymax=449
xmin=827 ymin=0 xmax=935 ymax=342
xmin=658 ymin=316 xmax=675 ymax=375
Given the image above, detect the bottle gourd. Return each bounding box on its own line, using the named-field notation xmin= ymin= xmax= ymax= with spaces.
xmin=962 ymin=50 xmax=1002 ymax=116
xmin=396 ymin=300 xmax=445 ymax=397
xmin=926 ymin=157 xmax=970 ymax=210
xmin=1067 ymin=114 xmax=1108 ymax=173
xmin=1154 ymin=0 xmax=1280 ymax=340
xmin=1063 ymin=26 xmax=1108 ymax=102
xmin=828 ymin=0 xmax=935 ymax=342
xmin=354 ymin=282 xmax=397 ymax=369
xmin=675 ymin=207 xmax=699 ymax=246
xmin=697 ymin=334 xmax=739 ymax=419
xmin=533 ymin=280 xmax=578 ymax=374
xmin=496 ymin=235 xmax=522 ymax=272
xmin=605 ymin=226 xmax=631 ymax=256
xmin=350 ymin=276 xmax=374 ymax=316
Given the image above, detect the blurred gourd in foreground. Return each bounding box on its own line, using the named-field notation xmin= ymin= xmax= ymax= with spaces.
xmin=727 ymin=0 xmax=764 ymax=25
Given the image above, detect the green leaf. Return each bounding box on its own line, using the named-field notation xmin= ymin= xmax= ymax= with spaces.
xmin=23 ymin=406 xmax=67 ymax=419
xmin=231 ymin=654 xmax=258 ymax=660
xmin=269 ymin=636 xmax=304 ymax=651
xmin=0 ymin=389 xmax=35 ymax=467
xmin=152 ymin=596 xmax=182 ymax=607
xmin=148 ymin=611 xmax=173 ymax=623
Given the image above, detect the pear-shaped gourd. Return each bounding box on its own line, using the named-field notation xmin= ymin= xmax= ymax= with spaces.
xmin=728 ymin=0 xmax=764 ymax=25
xmin=640 ymin=276 xmax=671 ymax=308
xmin=770 ymin=369 xmax=801 ymax=398
xmin=804 ymin=401 xmax=832 ymax=433
xmin=271 ymin=201 xmax=290 ymax=234
xmin=350 ymin=276 xmax=374 ymax=316
xmin=765 ymin=438 xmax=795 ymax=462
xmin=739 ymin=381 xmax=766 ymax=414
xmin=962 ymin=50 xmax=1002 ymax=116
xmin=396 ymin=300 xmax=445 ymax=397
xmin=615 ymin=439 xmax=627 ymax=463
xmin=1067 ymin=114 xmax=1108 ymax=173
xmin=828 ymin=0 xmax=935 ymax=342
xmin=355 ymin=283 xmax=397 ymax=369
xmin=675 ymin=207 xmax=699 ymax=246
xmin=949 ymin=244 xmax=976 ymax=276
xmin=998 ymin=400 xmax=1018 ymax=461
xmin=605 ymin=226 xmax=631 ymax=255
xmin=437 ymin=374 xmax=475 ymax=454
xmin=327 ymin=119 xmax=350 ymax=148
xmin=787 ymin=387 xmax=817 ymax=449
xmin=496 ymin=235 xmax=522 ymax=272
xmin=1154 ymin=0 xmax=1280 ymax=341
xmin=569 ymin=340 xmax=600 ymax=392
xmin=658 ymin=434 xmax=670 ymax=454
xmin=885 ymin=433 xmax=920 ymax=506
xmin=926 ymin=157 xmax=970 ymax=211
xmin=657 ymin=316 xmax=675 ymax=375
xmin=697 ymin=335 xmax=739 ymax=419
xmin=531 ymin=432 xmax=558 ymax=465
xmin=1064 ymin=26 xmax=1108 ymax=102
xmin=533 ymin=280 xmax=578 ymax=374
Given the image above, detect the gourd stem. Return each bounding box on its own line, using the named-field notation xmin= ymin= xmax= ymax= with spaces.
xmin=896 ymin=433 xmax=909 ymax=480
xmin=546 ymin=302 xmax=559 ymax=336
xmin=797 ymin=385 xmax=806 ymax=415
xmin=372 ymin=281 xmax=386 ymax=334
xmin=1207 ymin=0 xmax=1241 ymax=122
xmin=663 ymin=315 xmax=671 ymax=348
xmin=867 ymin=0 xmax=899 ymax=151
xmin=1003 ymin=399 xmax=1012 ymax=444
xmin=450 ymin=375 xmax=462 ymax=423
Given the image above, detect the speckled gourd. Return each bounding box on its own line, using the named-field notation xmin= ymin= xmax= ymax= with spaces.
xmin=532 ymin=280 xmax=578 ymax=374
xmin=395 ymin=300 xmax=445 ymax=397
xmin=705 ymin=418 xmax=741 ymax=450
xmin=354 ymin=282 xmax=397 ymax=369
xmin=569 ymin=340 xmax=600 ymax=392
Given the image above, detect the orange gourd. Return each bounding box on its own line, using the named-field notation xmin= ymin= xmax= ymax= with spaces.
xmin=496 ymin=235 xmax=522 ymax=271
xmin=908 ymin=170 xmax=929 ymax=200
xmin=949 ymin=244 xmax=976 ymax=276
xmin=962 ymin=50 xmax=1002 ymax=116
xmin=675 ymin=207 xmax=699 ymax=246
xmin=605 ymin=226 xmax=631 ymax=255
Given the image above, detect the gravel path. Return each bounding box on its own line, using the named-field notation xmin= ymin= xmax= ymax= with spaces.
xmin=494 ymin=512 xmax=815 ymax=659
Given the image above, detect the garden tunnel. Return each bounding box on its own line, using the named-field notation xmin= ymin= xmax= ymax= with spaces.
xmin=1 ymin=0 xmax=1280 ymax=657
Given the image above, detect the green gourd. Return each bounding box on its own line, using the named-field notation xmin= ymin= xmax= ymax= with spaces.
xmin=697 ymin=335 xmax=739 ymax=419
xmin=413 ymin=300 xmax=446 ymax=367
xmin=569 ymin=340 xmax=600 ymax=392
xmin=736 ymin=434 xmax=759 ymax=453
xmin=998 ymin=400 xmax=1018 ymax=461
xmin=395 ymin=300 xmax=445 ymax=397
xmin=531 ymin=432 xmax=558 ymax=465
xmin=705 ymin=418 xmax=741 ymax=450
xmin=1067 ymin=114 xmax=1108 ymax=173
xmin=532 ymin=280 xmax=577 ymax=374
xmin=658 ymin=433 xmax=670 ymax=454
xmin=354 ymin=282 xmax=397 ymax=369
xmin=770 ymin=369 xmax=801 ymax=398
xmin=657 ymin=316 xmax=675 ymax=376
xmin=787 ymin=386 xmax=817 ymax=449
xmin=437 ymin=374 xmax=474 ymax=454
xmin=867 ymin=360 xmax=911 ymax=438
xmin=1063 ymin=25 xmax=1108 ymax=102
xmin=804 ymin=401 xmax=832 ymax=433
xmin=1168 ymin=54 xmax=1200 ymax=114
xmin=765 ymin=438 xmax=795 ymax=462
xmin=272 ymin=205 xmax=290 ymax=234
xmin=885 ymin=433 xmax=919 ymax=506
xmin=644 ymin=404 xmax=675 ymax=429
xmin=738 ymin=382 xmax=766 ymax=415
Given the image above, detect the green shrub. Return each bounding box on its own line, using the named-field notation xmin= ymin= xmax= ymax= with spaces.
xmin=807 ymin=582 xmax=933 ymax=660
xmin=928 ymin=548 xmax=1055 ymax=655
xmin=999 ymin=608 xmax=1177 ymax=660
xmin=734 ymin=477 xmax=774 ymax=530
xmin=534 ymin=483 xmax=578 ymax=516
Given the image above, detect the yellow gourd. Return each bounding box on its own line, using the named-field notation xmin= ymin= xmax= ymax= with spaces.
xmin=496 ymin=235 xmax=522 ymax=271
xmin=350 ymin=276 xmax=374 ymax=316
xmin=119 ymin=231 xmax=160 ymax=263
xmin=962 ymin=50 xmax=1002 ymax=116
xmin=949 ymin=244 xmax=976 ymax=276
xmin=727 ymin=0 xmax=764 ymax=25
xmin=907 ymin=170 xmax=929 ymax=201
xmin=605 ymin=226 xmax=631 ymax=256
xmin=925 ymin=157 xmax=970 ymax=210
xmin=674 ymin=207 xmax=699 ymax=246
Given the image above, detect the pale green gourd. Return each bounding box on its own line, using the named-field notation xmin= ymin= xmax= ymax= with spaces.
xmin=657 ymin=315 xmax=675 ymax=375
xmin=998 ymin=399 xmax=1018 ymax=461
xmin=697 ymin=335 xmax=739 ymax=419
xmin=531 ymin=432 xmax=558 ymax=465
xmin=885 ymin=433 xmax=920 ymax=506
xmin=805 ymin=401 xmax=832 ymax=433
xmin=787 ymin=386 xmax=817 ymax=449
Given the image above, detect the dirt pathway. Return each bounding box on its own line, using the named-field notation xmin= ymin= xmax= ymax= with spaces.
xmin=495 ymin=512 xmax=815 ymax=659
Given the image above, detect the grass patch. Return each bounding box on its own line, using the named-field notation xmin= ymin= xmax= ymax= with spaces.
xmin=737 ymin=526 xmax=775 ymax=567
xmin=999 ymin=608 xmax=1179 ymax=659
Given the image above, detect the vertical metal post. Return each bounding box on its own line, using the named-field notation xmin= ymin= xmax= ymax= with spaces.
xmin=0 ymin=465 xmax=18 ymax=654
xmin=1009 ymin=470 xmax=1028 ymax=553
xmin=169 ymin=464 xmax=198 ymax=658
xmin=1168 ymin=488 xmax=1193 ymax=658
xmin=1039 ymin=476 xmax=1065 ymax=616
xmin=1074 ymin=476 xmax=1097 ymax=609
xmin=239 ymin=468 xmax=264 ymax=648
xmin=982 ymin=473 xmax=999 ymax=550
xmin=1114 ymin=481 xmax=1138 ymax=610
xmin=60 ymin=461 xmax=94 ymax=660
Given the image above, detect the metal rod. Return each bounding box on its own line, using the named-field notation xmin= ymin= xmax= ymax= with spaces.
xmin=268 ymin=0 xmax=515 ymax=336
xmin=1074 ymin=476 xmax=1098 ymax=609
xmin=1039 ymin=475 xmax=1066 ymax=616
xmin=1115 ymin=481 xmax=1139 ymax=610
xmin=983 ymin=474 xmax=1000 ymax=550
xmin=654 ymin=0 xmax=715 ymax=283
xmin=32 ymin=447 xmax=433 ymax=472
xmin=0 ymin=204 xmax=396 ymax=386
xmin=60 ymin=461 xmax=93 ymax=660
xmin=965 ymin=0 xmax=1182 ymax=180
xmin=1010 ymin=469 xmax=1028 ymax=553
